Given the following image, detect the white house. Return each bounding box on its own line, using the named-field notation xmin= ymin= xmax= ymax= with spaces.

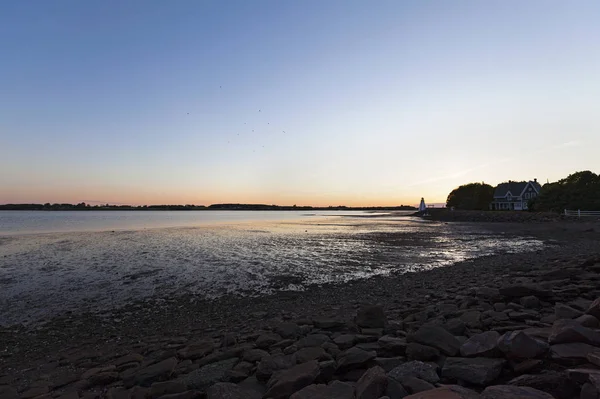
xmin=489 ymin=179 xmax=542 ymax=211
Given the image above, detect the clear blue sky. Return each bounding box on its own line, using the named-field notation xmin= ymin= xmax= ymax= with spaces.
xmin=1 ymin=0 xmax=599 ymax=206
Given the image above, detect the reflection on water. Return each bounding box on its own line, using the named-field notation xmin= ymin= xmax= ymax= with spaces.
xmin=0 ymin=216 xmax=544 ymax=325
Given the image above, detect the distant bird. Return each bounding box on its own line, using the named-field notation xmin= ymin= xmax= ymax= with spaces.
xmin=220 ymin=86 xmax=222 ymax=88
xmin=252 ymin=130 xmax=254 ymax=132
xmin=244 ymin=122 xmax=246 ymax=124
xmin=282 ymin=130 xmax=286 ymax=133
xmin=258 ymin=109 xmax=261 ymax=112
xmin=187 ymin=113 xmax=189 ymax=115
xmin=267 ymin=123 xmax=270 ymax=124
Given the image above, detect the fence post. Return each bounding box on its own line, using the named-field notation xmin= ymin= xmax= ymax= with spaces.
xmin=564 ymin=209 xmax=567 ymax=216
xmin=578 ymin=209 xmax=581 ymax=218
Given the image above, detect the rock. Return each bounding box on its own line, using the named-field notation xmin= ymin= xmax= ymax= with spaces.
xmin=205 ymin=382 xmax=261 ymax=399
xmin=293 ymin=347 xmax=329 ymax=364
xmin=587 ymin=298 xmax=600 ymax=319
xmin=576 ymin=314 xmax=600 ymax=328
xmin=388 ymin=361 xmax=440 ymax=384
xmin=0 ymin=386 xmax=19 ymax=399
xmin=276 ymin=322 xmax=301 ymax=339
xmin=242 ymin=349 xmax=269 ymax=363
xmin=337 ymin=347 xmax=376 ymax=371
xmin=445 ymin=318 xmax=467 ymax=335
xmin=313 ymin=317 xmax=345 ymax=330
xmin=442 ymin=357 xmax=505 ymax=385
xmin=150 ymin=381 xmax=187 ymax=398
xmin=549 ymin=319 xmax=600 ymax=345
xmin=508 ymin=372 xmax=578 ymax=399
xmin=520 ymin=296 xmax=540 ymax=309
xmin=555 ymin=303 xmax=584 ymax=319
xmin=403 ymin=385 xmax=480 ymax=398
xmin=297 ymin=334 xmax=330 ymax=348
xmin=256 ymin=355 xmax=294 ymax=382
xmin=177 ymin=358 xmax=237 ymax=390
xmin=238 ymin=376 xmax=266 ymax=396
xmin=401 ymin=376 xmax=434 ymax=393
xmin=155 ymin=392 xmax=202 ymax=399
xmin=378 ymin=336 xmax=408 ymax=355
xmin=581 ymin=383 xmax=599 ymax=399
xmin=480 ymin=385 xmax=554 ymax=398
xmin=221 ymin=333 xmax=237 ymax=347
xmin=123 ymin=357 xmax=178 ymax=387
xmin=497 ymin=331 xmax=548 ymax=359
xmin=406 ymin=343 xmax=440 ymax=361
xmin=83 ymin=371 xmax=119 ymax=388
xmin=408 ymin=325 xmax=461 ymax=356
xmin=356 ymin=305 xmax=387 ymax=328
xmin=131 ymin=386 xmax=151 ymax=399
xmin=374 ymin=357 xmax=406 ymax=372
xmin=499 ymin=284 xmax=550 ymax=299
xmin=289 ymin=381 xmax=355 ymax=399
xmin=355 ymin=366 xmax=388 ymax=399
xmin=385 ymin=377 xmax=409 ymax=398
xmin=588 ymin=351 xmax=600 ymax=366
xmin=335 ymin=334 xmax=358 ymax=349
xmin=460 ymin=311 xmax=482 ymax=329
xmin=56 ymin=392 xmax=79 ymax=399
xmin=264 ymin=360 xmax=320 ymax=399
xmin=550 ymin=342 xmax=598 ymax=364
xmin=566 ymin=368 xmax=600 ymax=385
xmin=114 ymin=353 xmax=144 ymax=366
xmin=511 ymin=359 xmax=542 ymax=374
xmin=255 ymin=333 xmax=282 ymax=349
xmin=178 ymin=340 xmax=215 ymax=360
xmin=460 ymin=331 xmax=501 ymax=357
xmin=316 ymin=360 xmax=336 ymax=382
xmin=20 ymin=386 xmax=50 ymax=399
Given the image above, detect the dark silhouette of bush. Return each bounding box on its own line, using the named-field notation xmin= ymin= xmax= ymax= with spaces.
xmin=446 ymin=182 xmax=494 ymax=210
xmin=529 ymin=170 xmax=600 ymax=212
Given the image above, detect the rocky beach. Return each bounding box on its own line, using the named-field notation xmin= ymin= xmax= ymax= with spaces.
xmin=1 ymin=217 xmax=600 ymax=399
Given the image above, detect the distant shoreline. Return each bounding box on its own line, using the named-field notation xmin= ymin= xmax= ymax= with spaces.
xmin=0 ymin=204 xmax=418 ymax=212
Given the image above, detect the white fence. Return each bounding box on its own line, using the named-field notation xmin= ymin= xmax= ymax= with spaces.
xmin=564 ymin=209 xmax=600 ymax=217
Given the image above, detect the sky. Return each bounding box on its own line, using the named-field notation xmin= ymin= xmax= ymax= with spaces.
xmin=1 ymin=1 xmax=599 ymax=207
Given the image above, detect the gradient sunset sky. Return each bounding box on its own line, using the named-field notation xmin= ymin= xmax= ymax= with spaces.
xmin=1 ymin=1 xmax=599 ymax=207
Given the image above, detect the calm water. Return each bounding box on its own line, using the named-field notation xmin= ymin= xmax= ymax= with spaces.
xmin=0 ymin=210 xmax=381 ymax=235
xmin=0 ymin=211 xmax=544 ymax=326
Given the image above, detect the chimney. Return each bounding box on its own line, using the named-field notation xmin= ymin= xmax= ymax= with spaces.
xmin=534 ymin=178 xmax=537 ymax=183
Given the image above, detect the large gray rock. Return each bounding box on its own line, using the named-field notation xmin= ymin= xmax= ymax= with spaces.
xmin=256 ymin=355 xmax=294 ymax=382
xmin=499 ymin=284 xmax=550 ymax=299
xmin=384 ymin=377 xmax=408 ymax=398
xmin=460 ymin=331 xmax=501 ymax=357
xmin=402 ymin=385 xmax=480 ymax=398
xmin=264 ymin=360 xmax=320 ymax=399
xmin=460 ymin=310 xmax=483 ymax=329
xmin=588 ymin=298 xmax=600 ymax=319
xmin=378 ymin=336 xmax=407 ymax=355
xmin=576 ymin=314 xmax=600 ymax=328
xmin=555 ymin=303 xmax=584 ymax=319
xmin=178 ymin=358 xmax=237 ymax=390
xmin=497 ymin=331 xmax=548 ymax=359
xmin=255 ymin=333 xmax=282 ymax=349
xmin=293 ymin=347 xmax=330 ymax=364
xmin=290 ymin=381 xmax=354 ymax=399
xmin=520 ymin=296 xmax=540 ymax=309
xmin=388 ymin=360 xmax=440 ymax=384
xmin=178 ymin=340 xmax=215 ymax=360
xmin=205 ymin=382 xmax=261 ymax=399
xmin=481 ymin=385 xmax=554 ymax=399
xmin=550 ymin=342 xmax=598 ymax=365
xmin=297 ymin=334 xmax=330 ymax=348
xmin=401 ymin=376 xmax=434 ymax=394
xmin=406 ymin=343 xmax=439 ymax=361
xmin=549 ymin=319 xmax=600 ymax=345
xmin=335 ymin=335 xmax=358 ymax=350
xmin=442 ymin=357 xmax=505 ymax=385
xmin=122 ymin=357 xmax=178 ymax=387
xmin=355 ymin=366 xmax=388 ymax=399
xmin=336 ymin=347 xmax=376 ymax=371
xmin=275 ymin=322 xmax=301 ymax=339
xmin=374 ymin=357 xmax=406 ymax=373
xmin=242 ymin=349 xmax=269 ymax=363
xmin=408 ymin=325 xmax=461 ymax=356
xmin=508 ymin=371 xmax=578 ymax=399
xmin=356 ymin=305 xmax=387 ymax=328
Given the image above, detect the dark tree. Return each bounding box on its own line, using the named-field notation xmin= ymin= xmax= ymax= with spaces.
xmin=529 ymin=170 xmax=600 ymax=212
xmin=446 ymin=182 xmax=494 ymax=210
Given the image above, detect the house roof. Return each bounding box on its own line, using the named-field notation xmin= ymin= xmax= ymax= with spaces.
xmin=493 ymin=180 xmax=541 ymax=198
